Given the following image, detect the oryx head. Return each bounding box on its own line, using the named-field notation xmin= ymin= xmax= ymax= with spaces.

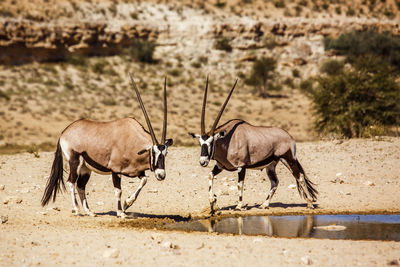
xmin=189 ymin=76 xmax=238 ymax=167
xmin=130 ymin=73 xmax=173 ymax=181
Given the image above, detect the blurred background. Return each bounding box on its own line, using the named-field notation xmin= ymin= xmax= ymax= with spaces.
xmin=0 ymin=0 xmax=399 ymax=153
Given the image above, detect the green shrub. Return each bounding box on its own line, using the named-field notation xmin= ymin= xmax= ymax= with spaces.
xmin=292 ymin=68 xmax=301 ymax=78
xmin=215 ymin=0 xmax=226 ymax=8
xmin=324 ymin=30 xmax=400 ymax=71
xmin=320 ymin=59 xmax=344 ymax=75
xmin=245 ymin=57 xmax=279 ymax=97
xmin=124 ymin=39 xmax=156 ymax=63
xmin=66 ymin=54 xmax=88 ymax=66
xmin=0 ymin=91 xmax=10 ymax=100
xmin=307 ymin=59 xmax=400 ymax=138
xmin=214 ymin=37 xmax=232 ymax=52
xmin=274 ymin=0 xmax=286 ymax=8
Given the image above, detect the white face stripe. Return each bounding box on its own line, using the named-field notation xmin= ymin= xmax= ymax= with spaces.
xmin=153 ymin=145 xmax=162 ymax=170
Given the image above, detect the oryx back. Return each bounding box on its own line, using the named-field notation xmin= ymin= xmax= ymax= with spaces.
xmin=60 ymin=118 xmax=151 ymax=177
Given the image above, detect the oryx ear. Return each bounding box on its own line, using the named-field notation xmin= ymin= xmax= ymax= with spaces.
xmin=188 ymin=132 xmax=200 ymax=139
xmin=165 ymin=138 xmax=173 ymax=147
xmin=214 ymin=131 xmax=226 ymax=139
xmin=138 ymin=146 xmax=151 ymax=155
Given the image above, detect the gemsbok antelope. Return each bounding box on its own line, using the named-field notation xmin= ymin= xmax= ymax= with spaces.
xmin=189 ymin=77 xmax=317 ymax=215
xmin=41 ymin=73 xmax=173 ymax=218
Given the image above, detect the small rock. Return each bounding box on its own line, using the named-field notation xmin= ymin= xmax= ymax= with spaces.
xmin=3 ymin=198 xmax=9 ymax=204
xmin=96 ymin=201 xmax=104 ymax=206
xmin=364 ymin=181 xmax=375 ymax=186
xmin=253 ymin=238 xmax=263 ymax=243
xmin=336 ymin=172 xmax=342 ymax=177
xmin=103 ymin=248 xmax=119 ymax=258
xmin=229 ymin=186 xmax=236 ymax=191
xmin=0 ymin=184 xmax=5 ymax=190
xmin=387 ymin=259 xmax=399 ymax=266
xmin=301 ymin=255 xmax=312 ymax=265
xmin=161 ymin=241 xmax=172 ymax=248
xmin=148 ymin=189 xmax=158 ymax=193
xmin=161 ymin=241 xmax=179 ymax=249
xmin=0 ymin=215 xmax=8 ymax=224
xmin=288 ymin=184 xmax=297 ymax=189
xmin=15 ymin=198 xmax=23 ymax=204
xmin=330 ymin=177 xmax=344 ymax=184
xmin=220 ymin=190 xmax=229 ymax=196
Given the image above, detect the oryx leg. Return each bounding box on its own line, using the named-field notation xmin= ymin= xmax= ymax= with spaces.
xmin=112 ymin=172 xmax=126 ymax=218
xmin=261 ymin=161 xmax=279 ymax=209
xmin=66 ymin=152 xmax=80 ymax=215
xmin=123 ymin=172 xmax=147 ymax=212
xmin=76 ymin=162 xmax=96 ymax=217
xmin=282 ymin=155 xmax=315 ymax=209
xmin=235 ymin=168 xmax=246 ymax=210
xmin=209 ymin=164 xmax=222 ymax=215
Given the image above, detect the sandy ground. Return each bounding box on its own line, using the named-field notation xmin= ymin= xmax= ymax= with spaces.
xmin=1 ymin=138 xmax=400 ymax=266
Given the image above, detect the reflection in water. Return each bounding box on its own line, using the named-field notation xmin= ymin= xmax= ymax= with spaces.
xmin=166 ymin=215 xmax=400 ymax=241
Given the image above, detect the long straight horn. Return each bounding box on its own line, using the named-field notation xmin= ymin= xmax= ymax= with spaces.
xmin=129 ymin=73 xmax=158 ymax=145
xmin=201 ymin=75 xmax=209 ymax=135
xmin=161 ymin=76 xmax=167 ymax=144
xmin=209 ymin=78 xmax=238 ymax=135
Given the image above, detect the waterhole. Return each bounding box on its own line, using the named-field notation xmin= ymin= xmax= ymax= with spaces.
xmin=166 ymin=214 xmax=400 ymax=241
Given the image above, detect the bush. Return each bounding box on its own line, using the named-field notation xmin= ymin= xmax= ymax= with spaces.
xmin=324 ymin=30 xmax=400 ymax=71
xmin=214 ymin=37 xmax=232 ymax=52
xmin=320 ymin=59 xmax=344 ymax=75
xmin=307 ymin=59 xmax=400 ymax=138
xmin=245 ymin=57 xmax=279 ymax=97
xmin=124 ymin=39 xmax=156 ymax=63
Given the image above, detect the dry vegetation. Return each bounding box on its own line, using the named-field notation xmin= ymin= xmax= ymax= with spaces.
xmin=0 ymin=0 xmax=399 ymax=152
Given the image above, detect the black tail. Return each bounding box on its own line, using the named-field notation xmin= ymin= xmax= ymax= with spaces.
xmin=295 ymin=160 xmax=318 ymax=201
xmin=41 ymin=140 xmax=65 ymax=206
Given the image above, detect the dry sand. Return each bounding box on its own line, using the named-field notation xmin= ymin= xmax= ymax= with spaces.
xmin=1 ymin=138 xmax=400 ymax=266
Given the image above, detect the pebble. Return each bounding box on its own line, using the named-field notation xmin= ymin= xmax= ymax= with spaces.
xmin=0 ymin=215 xmax=8 ymax=224
xmin=0 ymin=184 xmax=5 ymax=190
xmin=301 ymin=255 xmax=312 ymax=265
xmin=288 ymin=184 xmax=297 ymax=189
xmin=148 ymin=189 xmax=158 ymax=193
xmin=103 ymin=248 xmax=119 ymax=258
xmin=15 ymin=198 xmax=23 ymax=204
xmin=364 ymin=181 xmax=375 ymax=186
xmin=3 ymin=198 xmax=9 ymax=204
xmin=161 ymin=241 xmax=179 ymax=249
xmin=96 ymin=201 xmax=104 ymax=206
xmin=253 ymin=238 xmax=263 ymax=243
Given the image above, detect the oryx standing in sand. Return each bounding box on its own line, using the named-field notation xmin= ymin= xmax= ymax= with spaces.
xmin=41 ymin=74 xmax=173 ymax=218
xmin=189 ymin=77 xmax=317 ymax=215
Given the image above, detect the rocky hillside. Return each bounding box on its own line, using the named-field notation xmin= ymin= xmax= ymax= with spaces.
xmin=0 ymin=0 xmax=399 ymax=152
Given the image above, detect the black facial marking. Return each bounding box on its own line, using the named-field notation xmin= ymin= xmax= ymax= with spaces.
xmin=201 ymin=143 xmax=209 ymax=157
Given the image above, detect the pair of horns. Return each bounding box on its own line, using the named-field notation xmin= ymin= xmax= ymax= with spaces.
xmin=201 ymin=75 xmax=238 ymax=136
xmin=129 ymin=73 xmax=167 ymax=145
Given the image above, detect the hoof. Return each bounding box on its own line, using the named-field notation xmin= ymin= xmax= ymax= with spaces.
xmin=72 ymin=209 xmax=80 ymax=215
xmin=87 ymin=211 xmax=96 ymax=217
xmin=234 ymin=205 xmax=243 ymax=211
xmin=117 ymin=211 xmax=127 ymax=218
xmin=260 ymin=203 xmax=270 ymax=209
xmin=307 ymin=203 xmax=315 ymax=209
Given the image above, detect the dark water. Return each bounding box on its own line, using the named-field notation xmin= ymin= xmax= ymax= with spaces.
xmin=166 ymin=214 xmax=400 ymax=241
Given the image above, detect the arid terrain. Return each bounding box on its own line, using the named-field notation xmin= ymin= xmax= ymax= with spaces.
xmin=1 ymin=138 xmax=400 ymax=266
xmin=1 ymin=0 xmax=400 ymax=266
